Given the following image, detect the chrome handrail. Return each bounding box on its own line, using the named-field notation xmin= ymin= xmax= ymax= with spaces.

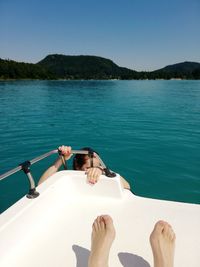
xmin=0 ymin=150 xmax=57 ymax=181
xmin=0 ymin=148 xmax=115 ymax=199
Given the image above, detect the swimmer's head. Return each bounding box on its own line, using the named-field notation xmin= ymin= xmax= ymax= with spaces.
xmin=73 ymin=147 xmax=100 ymax=171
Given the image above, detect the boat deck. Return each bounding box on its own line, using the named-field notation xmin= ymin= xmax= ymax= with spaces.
xmin=0 ymin=171 xmax=200 ymax=267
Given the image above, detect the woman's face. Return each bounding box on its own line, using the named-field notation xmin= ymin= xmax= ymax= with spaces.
xmin=80 ymin=155 xmax=100 ymax=171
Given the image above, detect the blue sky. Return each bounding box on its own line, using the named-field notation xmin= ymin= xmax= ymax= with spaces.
xmin=0 ymin=0 xmax=199 ymax=71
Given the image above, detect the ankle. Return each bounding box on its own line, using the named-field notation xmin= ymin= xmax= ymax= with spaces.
xmin=88 ymin=256 xmax=109 ymax=267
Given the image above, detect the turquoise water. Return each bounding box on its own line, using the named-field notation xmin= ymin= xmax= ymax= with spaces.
xmin=0 ymin=80 xmax=200 ymax=212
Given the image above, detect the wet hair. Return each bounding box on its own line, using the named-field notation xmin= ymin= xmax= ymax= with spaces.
xmin=73 ymin=147 xmax=99 ymax=170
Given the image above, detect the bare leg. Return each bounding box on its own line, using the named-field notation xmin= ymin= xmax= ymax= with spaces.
xmin=150 ymin=220 xmax=176 ymax=267
xmin=88 ymin=215 xmax=116 ymax=267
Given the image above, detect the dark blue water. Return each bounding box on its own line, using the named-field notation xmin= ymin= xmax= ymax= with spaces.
xmin=0 ymin=80 xmax=200 ymax=212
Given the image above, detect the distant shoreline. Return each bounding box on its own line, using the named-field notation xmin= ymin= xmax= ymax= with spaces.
xmin=1 ymin=55 xmax=200 ymax=80
xmin=1 ymin=78 xmax=198 ymax=82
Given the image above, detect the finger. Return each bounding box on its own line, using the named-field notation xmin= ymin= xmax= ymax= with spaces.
xmin=87 ymin=170 xmax=95 ymax=184
xmin=64 ymin=146 xmax=69 ymax=155
xmin=58 ymin=146 xmax=63 ymax=151
xmin=93 ymin=169 xmax=101 ymax=183
xmin=92 ymin=174 xmax=100 ymax=184
xmin=91 ymin=169 xmax=98 ymax=183
xmin=87 ymin=168 xmax=101 ymax=184
xmin=64 ymin=146 xmax=72 ymax=157
xmin=88 ymin=176 xmax=95 ymax=184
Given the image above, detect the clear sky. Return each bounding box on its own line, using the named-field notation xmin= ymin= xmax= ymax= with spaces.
xmin=0 ymin=0 xmax=199 ymax=71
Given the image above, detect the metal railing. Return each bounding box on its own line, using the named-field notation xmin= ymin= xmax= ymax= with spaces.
xmin=0 ymin=149 xmax=115 ymax=199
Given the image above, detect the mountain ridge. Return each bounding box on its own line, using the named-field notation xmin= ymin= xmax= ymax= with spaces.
xmin=0 ymin=54 xmax=200 ymax=80
xmin=157 ymin=61 xmax=200 ymax=72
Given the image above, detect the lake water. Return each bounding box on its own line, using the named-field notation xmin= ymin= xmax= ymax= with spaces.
xmin=0 ymin=80 xmax=200 ymax=213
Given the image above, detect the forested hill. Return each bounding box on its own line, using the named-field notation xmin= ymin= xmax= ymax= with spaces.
xmin=0 ymin=55 xmax=200 ymax=80
xmin=152 ymin=61 xmax=200 ymax=79
xmin=37 ymin=54 xmax=137 ymax=79
xmin=160 ymin=61 xmax=200 ymax=72
xmin=0 ymin=58 xmax=55 ymax=79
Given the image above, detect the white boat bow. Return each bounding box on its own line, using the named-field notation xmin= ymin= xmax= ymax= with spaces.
xmin=0 ymin=170 xmax=200 ymax=267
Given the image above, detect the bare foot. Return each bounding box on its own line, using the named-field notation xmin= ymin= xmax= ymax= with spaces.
xmin=88 ymin=215 xmax=116 ymax=267
xmin=150 ymin=220 xmax=176 ymax=267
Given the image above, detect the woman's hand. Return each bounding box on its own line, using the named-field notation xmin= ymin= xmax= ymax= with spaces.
xmin=58 ymin=145 xmax=73 ymax=160
xmin=86 ymin=167 xmax=103 ymax=185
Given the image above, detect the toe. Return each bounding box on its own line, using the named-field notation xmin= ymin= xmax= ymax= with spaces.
xmin=154 ymin=220 xmax=166 ymax=233
xmin=101 ymin=215 xmax=113 ymax=225
xmin=93 ymin=219 xmax=99 ymax=232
